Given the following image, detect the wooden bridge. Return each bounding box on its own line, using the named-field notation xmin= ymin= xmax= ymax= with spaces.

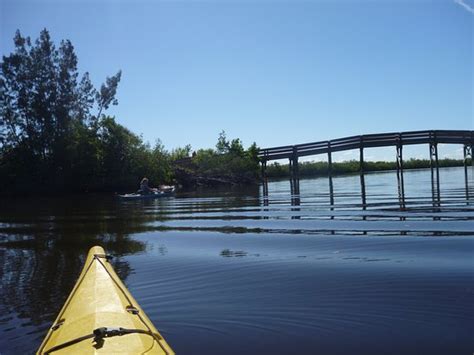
xmin=258 ymin=130 xmax=474 ymax=206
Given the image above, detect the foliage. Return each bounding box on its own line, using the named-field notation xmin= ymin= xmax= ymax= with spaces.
xmin=190 ymin=131 xmax=260 ymax=182
xmin=0 ymin=29 xmax=260 ymax=194
xmin=170 ymin=144 xmax=192 ymax=161
xmin=0 ymin=29 xmax=175 ymax=194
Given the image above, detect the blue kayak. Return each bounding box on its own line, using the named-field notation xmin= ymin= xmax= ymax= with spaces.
xmin=117 ymin=187 xmax=175 ymax=200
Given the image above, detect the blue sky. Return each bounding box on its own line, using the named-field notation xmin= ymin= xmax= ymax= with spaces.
xmin=1 ymin=0 xmax=472 ymax=161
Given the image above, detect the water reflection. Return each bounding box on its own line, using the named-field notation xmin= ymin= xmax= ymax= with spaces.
xmin=290 ymin=178 xmax=301 ymax=220
xmin=260 ymin=167 xmax=473 ymax=227
xmin=0 ymin=242 xmax=136 ymax=322
xmin=0 ymin=239 xmax=143 ymax=353
xmin=0 ymin=196 xmax=151 ymax=352
xmin=0 ymin=167 xmax=473 ymax=354
xmin=220 ymin=249 xmax=248 ymax=257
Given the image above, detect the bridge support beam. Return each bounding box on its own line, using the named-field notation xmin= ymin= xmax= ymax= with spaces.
xmin=327 ymin=142 xmax=334 ymax=207
xmin=291 ymin=146 xmax=299 ymax=179
xmin=261 ymin=161 xmax=269 ymax=198
xmin=289 ymin=157 xmax=299 ymax=179
xmin=396 ymin=143 xmax=405 ymax=209
xmin=429 ymin=141 xmax=440 ymax=206
xmin=291 ymin=183 xmax=301 ymax=219
xmin=260 ymin=160 xmax=269 ymax=205
xmin=359 ymin=139 xmax=366 ymax=209
xmin=290 ymin=178 xmax=300 ymax=195
xmin=289 ymin=147 xmax=300 ymax=195
xmin=463 ymin=144 xmax=472 ymax=201
xmin=289 ymin=160 xmax=300 ymax=196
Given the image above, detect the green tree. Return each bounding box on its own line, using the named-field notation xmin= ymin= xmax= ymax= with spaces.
xmin=170 ymin=144 xmax=192 ymax=161
xmin=0 ymin=29 xmax=121 ymax=193
xmin=229 ymin=138 xmax=245 ymax=157
xmin=216 ymin=130 xmax=229 ymax=154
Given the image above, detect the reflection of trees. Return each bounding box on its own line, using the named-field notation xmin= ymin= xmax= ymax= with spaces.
xmin=0 ymin=195 xmax=168 ymax=239
xmin=0 ymin=195 xmax=150 ymax=342
xmin=0 ymin=236 xmax=144 ymax=330
xmin=220 ymin=249 xmax=248 ymax=257
xmin=0 ymin=187 xmax=263 ymax=346
xmin=1 ymin=247 xmax=86 ymax=326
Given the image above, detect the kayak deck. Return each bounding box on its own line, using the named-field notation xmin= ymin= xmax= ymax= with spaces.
xmin=37 ymin=246 xmax=174 ymax=354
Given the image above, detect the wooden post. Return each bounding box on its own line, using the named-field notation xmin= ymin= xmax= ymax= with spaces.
xmin=289 ymin=146 xmax=299 ymax=196
xmin=294 ymin=156 xmax=299 ymax=181
xmin=292 ymin=161 xmax=300 ymax=196
xmin=289 ymin=157 xmax=293 ymax=177
xmin=359 ymin=137 xmax=366 ymax=210
xmin=429 ymin=135 xmax=440 ymax=207
xmin=262 ymin=163 xmax=268 ymax=195
xmin=328 ymin=141 xmax=334 ymax=207
xmin=292 ymin=146 xmax=299 ymax=180
xmin=396 ymin=141 xmax=405 ymax=209
xmin=464 ymin=144 xmax=472 ymax=201
xmin=291 ymin=177 xmax=301 ymax=218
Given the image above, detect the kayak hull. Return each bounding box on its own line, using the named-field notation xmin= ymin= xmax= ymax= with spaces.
xmin=37 ymin=246 xmax=174 ymax=354
xmin=118 ymin=190 xmax=175 ymax=200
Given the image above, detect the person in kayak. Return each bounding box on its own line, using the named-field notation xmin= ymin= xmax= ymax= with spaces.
xmin=138 ymin=177 xmax=157 ymax=195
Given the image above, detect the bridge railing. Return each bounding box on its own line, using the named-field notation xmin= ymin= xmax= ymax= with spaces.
xmin=258 ymin=130 xmax=474 ymax=161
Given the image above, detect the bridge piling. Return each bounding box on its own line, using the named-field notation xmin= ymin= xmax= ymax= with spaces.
xmin=291 ymin=147 xmax=299 ymax=179
xmin=463 ymin=144 xmax=472 ymax=201
xmin=396 ymin=139 xmax=405 ymax=209
xmin=294 ymin=157 xmax=299 ymax=180
xmin=429 ymin=136 xmax=440 ymax=206
xmin=327 ymin=141 xmax=334 ymax=206
xmin=289 ymin=147 xmax=300 ymax=195
xmin=291 ymin=178 xmax=301 ymax=219
xmin=359 ymin=137 xmax=366 ymax=209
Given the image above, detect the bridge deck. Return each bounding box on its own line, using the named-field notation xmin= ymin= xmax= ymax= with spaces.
xmin=258 ymin=130 xmax=474 ymax=161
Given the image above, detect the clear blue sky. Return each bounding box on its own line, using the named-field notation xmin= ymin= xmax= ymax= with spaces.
xmin=1 ymin=0 xmax=473 ymax=161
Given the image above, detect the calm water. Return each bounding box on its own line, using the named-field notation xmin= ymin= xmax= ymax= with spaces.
xmin=1 ymin=167 xmax=473 ymax=354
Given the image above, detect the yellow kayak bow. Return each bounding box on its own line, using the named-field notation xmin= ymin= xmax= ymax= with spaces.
xmin=37 ymin=246 xmax=174 ymax=354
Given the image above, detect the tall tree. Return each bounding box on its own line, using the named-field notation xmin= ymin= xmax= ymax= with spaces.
xmin=0 ymin=29 xmax=121 ymax=191
xmin=0 ymin=29 xmax=121 ymax=156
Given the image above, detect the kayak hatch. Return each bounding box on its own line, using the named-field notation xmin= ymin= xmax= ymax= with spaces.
xmin=37 ymin=246 xmax=174 ymax=354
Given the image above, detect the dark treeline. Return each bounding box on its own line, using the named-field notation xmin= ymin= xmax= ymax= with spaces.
xmin=265 ymin=158 xmax=468 ymax=178
xmin=0 ymin=29 xmax=259 ymax=195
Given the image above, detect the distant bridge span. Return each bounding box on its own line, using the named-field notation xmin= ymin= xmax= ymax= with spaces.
xmin=258 ymin=130 xmax=474 ymax=206
xmin=258 ymin=130 xmax=474 ymax=162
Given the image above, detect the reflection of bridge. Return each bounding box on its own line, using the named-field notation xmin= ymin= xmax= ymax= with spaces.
xmin=259 ymin=130 xmax=474 ymax=207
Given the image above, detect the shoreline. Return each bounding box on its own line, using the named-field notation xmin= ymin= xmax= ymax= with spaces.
xmin=1 ymin=165 xmax=468 ymax=198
